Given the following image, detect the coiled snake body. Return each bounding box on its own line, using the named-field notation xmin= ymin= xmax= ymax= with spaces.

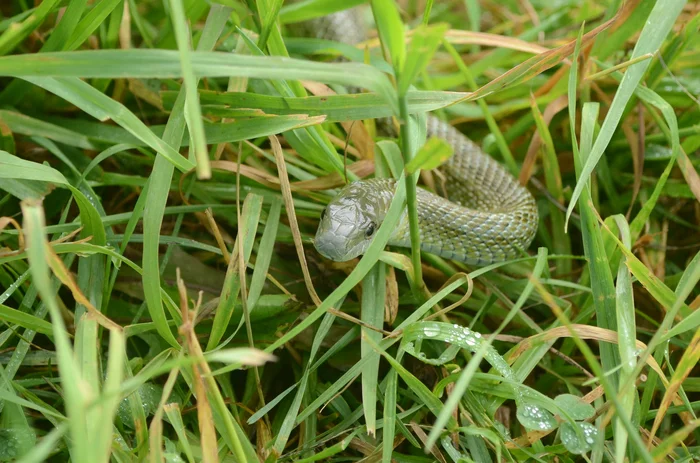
xmin=305 ymin=9 xmax=539 ymax=265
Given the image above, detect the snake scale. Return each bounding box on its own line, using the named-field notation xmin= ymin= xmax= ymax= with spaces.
xmin=302 ymin=7 xmax=539 ymax=265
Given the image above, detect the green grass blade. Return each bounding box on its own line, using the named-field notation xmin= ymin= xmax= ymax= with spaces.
xmin=21 ymin=77 xmax=194 ymax=172
xmin=0 ymin=303 xmax=53 ymax=336
xmin=167 ymin=0 xmax=209 ymax=179
xmin=0 ymin=0 xmax=62 ymax=56
xmin=207 ymin=193 xmax=263 ymax=350
xmin=361 ymin=263 xmax=386 ymax=436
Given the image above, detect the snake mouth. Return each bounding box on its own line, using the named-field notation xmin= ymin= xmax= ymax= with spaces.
xmin=313 ymin=233 xmax=364 ymax=262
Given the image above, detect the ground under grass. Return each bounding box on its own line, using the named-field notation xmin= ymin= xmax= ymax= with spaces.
xmin=0 ymin=0 xmax=699 ymax=462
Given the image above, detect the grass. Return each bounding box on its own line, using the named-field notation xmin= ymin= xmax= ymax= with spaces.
xmin=0 ymin=0 xmax=699 ymax=461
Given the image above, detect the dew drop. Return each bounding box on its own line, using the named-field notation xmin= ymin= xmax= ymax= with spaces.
xmin=424 ymin=326 xmax=440 ymax=338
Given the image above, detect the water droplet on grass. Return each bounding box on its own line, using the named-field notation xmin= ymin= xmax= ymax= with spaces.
xmin=560 ymin=421 xmax=598 ymax=455
xmin=517 ymin=404 xmax=557 ymax=431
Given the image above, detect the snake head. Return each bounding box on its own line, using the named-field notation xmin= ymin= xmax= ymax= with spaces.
xmin=314 ymin=180 xmax=388 ymax=262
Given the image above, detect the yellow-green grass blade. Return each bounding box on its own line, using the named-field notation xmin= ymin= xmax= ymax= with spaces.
xmin=575 ymin=102 xmax=620 ymax=384
xmin=0 ymin=0 xmax=62 ymax=56
xmin=21 ymin=200 xmax=88 ymax=461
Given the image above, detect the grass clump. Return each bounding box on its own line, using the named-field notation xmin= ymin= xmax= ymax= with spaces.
xmin=0 ymin=0 xmax=699 ymax=462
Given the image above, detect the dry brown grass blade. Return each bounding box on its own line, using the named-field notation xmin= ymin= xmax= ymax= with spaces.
xmin=677 ymin=148 xmax=700 ymax=204
xmin=532 ymin=65 xmax=568 ymax=98
xmin=204 ymin=208 xmax=231 ymax=263
xmin=509 ymin=324 xmax=684 ymax=408
xmin=209 ymin=160 xmax=280 ymax=188
xmin=118 ymin=0 xmax=131 ymax=50
xmin=424 ymin=272 xmax=473 ymax=321
xmin=204 ymin=159 xmax=373 ymax=193
xmin=519 ymin=94 xmax=568 ymax=185
xmin=385 ymin=265 xmax=399 ymax=325
xmin=409 ymin=422 xmax=447 ymax=463
xmin=647 ymin=327 xmax=700 ymax=445
xmin=291 ymin=159 xmax=375 ymax=190
xmin=269 ymin=134 xmax=323 ymax=307
xmin=177 ymin=271 xmax=219 ymax=463
xmin=361 ymin=29 xmax=550 ymax=56
xmin=649 ymin=419 xmax=700 ymax=462
xmin=458 ymin=0 xmax=639 ymax=103
xmin=46 ymin=244 xmax=122 ymax=332
xmin=326 ymin=132 xmax=362 ymax=158
xmin=0 ymin=216 xmax=24 ymax=251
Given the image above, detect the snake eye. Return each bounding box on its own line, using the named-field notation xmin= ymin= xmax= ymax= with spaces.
xmin=320 ymin=207 xmax=327 ymax=221
xmin=365 ymin=221 xmax=377 ymax=238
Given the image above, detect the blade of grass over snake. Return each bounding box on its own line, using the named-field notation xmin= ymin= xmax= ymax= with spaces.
xmin=565 ymin=0 xmax=686 ymax=228
xmin=361 ymin=263 xmax=386 ymax=436
xmin=279 ymin=0 xmax=366 ymax=23
xmin=262 ymin=172 xmax=408 ymax=352
xmin=442 ymin=38 xmax=517 ymax=175
xmin=398 ymin=23 xmax=448 ymax=96
xmin=371 ymin=0 xmax=427 ymax=290
xmin=370 ymin=0 xmax=405 ymax=72
xmin=165 ymin=90 xmax=470 ymax=122
xmin=167 ymin=0 xmax=209 ymax=179
xmin=0 ymin=50 xmax=398 ymax=112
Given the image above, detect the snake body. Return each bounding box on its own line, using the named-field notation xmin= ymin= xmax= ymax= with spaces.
xmin=305 ymin=9 xmax=539 ymax=265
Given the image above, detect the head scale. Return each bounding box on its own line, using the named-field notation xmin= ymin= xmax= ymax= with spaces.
xmin=314 ymin=180 xmax=390 ymax=262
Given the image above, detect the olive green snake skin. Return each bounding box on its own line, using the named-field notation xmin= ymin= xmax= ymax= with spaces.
xmin=305 ymin=8 xmax=539 ymax=265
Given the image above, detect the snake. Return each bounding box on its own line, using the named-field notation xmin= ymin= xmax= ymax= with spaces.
xmin=300 ymin=8 xmax=539 ymax=266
